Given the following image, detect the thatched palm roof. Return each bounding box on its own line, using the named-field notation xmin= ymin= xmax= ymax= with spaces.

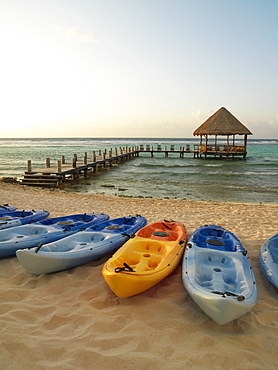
xmin=193 ymin=107 xmax=252 ymax=136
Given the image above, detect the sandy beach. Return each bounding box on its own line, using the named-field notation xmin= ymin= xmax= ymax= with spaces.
xmin=1 ymin=182 xmax=278 ymax=370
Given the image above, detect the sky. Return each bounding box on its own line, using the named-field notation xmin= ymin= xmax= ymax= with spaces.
xmin=0 ymin=0 xmax=277 ymax=139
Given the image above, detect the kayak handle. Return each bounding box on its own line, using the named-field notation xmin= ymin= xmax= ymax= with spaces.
xmin=115 ymin=262 xmax=135 ymax=273
xmin=35 ymin=243 xmax=44 ymax=253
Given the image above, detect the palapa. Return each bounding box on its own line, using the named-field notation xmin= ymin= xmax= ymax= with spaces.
xmin=193 ymin=107 xmax=252 ymax=159
xmin=193 ymin=107 xmax=252 ymax=136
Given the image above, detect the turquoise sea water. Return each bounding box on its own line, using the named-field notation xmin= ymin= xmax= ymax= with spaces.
xmin=0 ymin=138 xmax=277 ymax=204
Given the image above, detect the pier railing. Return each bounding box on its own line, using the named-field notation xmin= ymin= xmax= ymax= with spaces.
xmin=194 ymin=144 xmax=247 ymax=159
xmin=194 ymin=144 xmax=246 ymax=153
xmin=139 ymin=144 xmax=192 ymax=152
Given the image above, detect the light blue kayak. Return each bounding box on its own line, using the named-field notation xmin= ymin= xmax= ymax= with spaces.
xmin=0 ymin=213 xmax=109 ymax=258
xmin=259 ymin=233 xmax=278 ymax=289
xmin=0 ymin=210 xmax=50 ymax=230
xmin=16 ymin=215 xmax=147 ymax=275
xmin=182 ymin=224 xmax=258 ymax=325
xmin=0 ymin=204 xmax=17 ymax=214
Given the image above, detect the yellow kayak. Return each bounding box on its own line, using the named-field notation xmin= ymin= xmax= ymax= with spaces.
xmin=102 ymin=220 xmax=188 ymax=298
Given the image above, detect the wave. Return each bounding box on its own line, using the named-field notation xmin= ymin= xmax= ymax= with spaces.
xmin=249 ymin=140 xmax=278 ymax=145
xmin=134 ymin=163 xmax=199 ymax=169
xmin=203 ymin=164 xmax=224 ymax=167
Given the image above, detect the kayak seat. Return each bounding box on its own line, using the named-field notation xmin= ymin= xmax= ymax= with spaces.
xmin=74 ymin=243 xmax=89 ymax=250
xmin=268 ymin=240 xmax=278 ymax=263
xmin=40 ymin=242 xmax=90 ymax=253
xmin=194 ymin=251 xmax=249 ymax=295
xmin=41 ymin=245 xmax=55 ymax=252
xmin=111 ymin=240 xmax=166 ymax=272
xmin=89 ymin=234 xmax=106 ymax=242
xmin=13 ymin=227 xmax=50 ymax=236
xmin=137 ymin=240 xmax=167 ymax=254
xmin=42 ymin=233 xmax=110 ymax=252
xmin=113 ymin=253 xmax=163 ymax=272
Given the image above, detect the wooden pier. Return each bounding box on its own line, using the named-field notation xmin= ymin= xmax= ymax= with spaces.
xmin=20 ymin=145 xmax=199 ymax=188
xmin=21 ymin=147 xmax=140 ymax=188
xmin=20 ymin=143 xmax=246 ymax=188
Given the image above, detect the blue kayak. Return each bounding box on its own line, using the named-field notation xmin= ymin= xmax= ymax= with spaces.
xmin=16 ymin=215 xmax=147 ymax=274
xmin=182 ymin=224 xmax=258 ymax=325
xmin=0 ymin=213 xmax=109 ymax=258
xmin=259 ymin=233 xmax=278 ymax=289
xmin=0 ymin=210 xmax=50 ymax=230
xmin=0 ymin=204 xmax=17 ymax=214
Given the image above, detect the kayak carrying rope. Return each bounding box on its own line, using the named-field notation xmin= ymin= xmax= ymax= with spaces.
xmin=115 ymin=263 xmax=135 ymax=273
xmin=212 ymin=291 xmax=245 ymax=301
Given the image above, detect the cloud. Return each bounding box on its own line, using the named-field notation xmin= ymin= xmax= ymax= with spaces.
xmin=269 ymin=119 xmax=278 ymax=127
xmin=56 ymin=26 xmax=98 ymax=43
xmin=192 ymin=109 xmax=215 ymax=122
xmin=191 ymin=110 xmax=203 ymax=121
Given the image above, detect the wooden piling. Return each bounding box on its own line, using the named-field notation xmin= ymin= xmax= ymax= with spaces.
xmin=57 ymin=160 xmax=61 ymax=173
xmin=72 ymin=157 xmax=77 ymax=168
xmin=27 ymin=160 xmax=32 ymax=172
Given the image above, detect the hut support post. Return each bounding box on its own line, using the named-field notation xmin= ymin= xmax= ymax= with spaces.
xmin=226 ymin=135 xmax=230 ymax=152
xmin=244 ymin=134 xmax=247 ymax=149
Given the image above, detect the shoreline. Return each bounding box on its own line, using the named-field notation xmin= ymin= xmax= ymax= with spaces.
xmin=1 ymin=182 xmax=278 ymax=237
xmin=3 ymin=180 xmax=278 ymax=205
xmin=1 ymin=182 xmax=278 ymax=369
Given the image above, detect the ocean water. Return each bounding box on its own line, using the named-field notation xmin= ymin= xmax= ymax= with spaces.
xmin=0 ymin=138 xmax=277 ymax=204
